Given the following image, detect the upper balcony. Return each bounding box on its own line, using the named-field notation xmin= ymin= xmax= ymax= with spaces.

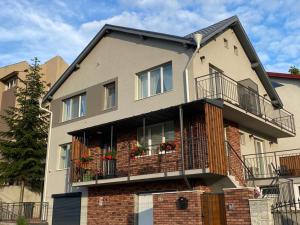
xmin=195 ymin=73 xmax=295 ymax=138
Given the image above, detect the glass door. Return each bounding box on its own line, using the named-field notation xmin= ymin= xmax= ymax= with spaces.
xmin=254 ymin=139 xmax=266 ymax=178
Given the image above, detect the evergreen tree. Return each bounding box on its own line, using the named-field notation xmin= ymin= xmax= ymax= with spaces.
xmin=0 ymin=58 xmax=49 ymax=202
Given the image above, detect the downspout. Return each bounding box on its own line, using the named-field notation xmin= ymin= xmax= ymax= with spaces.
xmin=184 ymin=33 xmax=203 ymax=103
xmin=40 ymin=100 xmax=53 ymax=203
xmin=180 ymin=34 xmax=203 ymax=189
xmin=179 ymin=105 xmax=191 ymax=190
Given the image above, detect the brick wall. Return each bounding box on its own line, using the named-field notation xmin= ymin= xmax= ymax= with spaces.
xmin=153 ymin=191 xmax=202 ymax=225
xmin=224 ymin=187 xmax=255 ymax=225
xmin=87 ymin=180 xmax=208 ymax=225
xmin=225 ymin=121 xmax=245 ymax=186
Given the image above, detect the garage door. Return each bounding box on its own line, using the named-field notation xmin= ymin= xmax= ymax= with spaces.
xmin=52 ymin=192 xmax=81 ymax=225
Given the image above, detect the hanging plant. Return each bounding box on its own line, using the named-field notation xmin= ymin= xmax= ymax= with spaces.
xmin=160 ymin=141 xmax=176 ymax=152
xmin=80 ymin=153 xmax=93 ymax=162
xmin=103 ymin=151 xmax=116 ymax=160
xmin=130 ymin=145 xmax=147 ymax=159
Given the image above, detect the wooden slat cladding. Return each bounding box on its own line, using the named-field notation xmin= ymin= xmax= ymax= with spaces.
xmin=204 ymin=103 xmax=227 ymax=175
xmin=201 ymin=193 xmax=227 ymax=225
xmin=279 ymin=155 xmax=300 ymax=176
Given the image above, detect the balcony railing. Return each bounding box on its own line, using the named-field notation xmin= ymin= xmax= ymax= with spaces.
xmin=0 ymin=202 xmax=48 ymax=222
xmin=71 ymin=138 xmax=210 ymax=183
xmin=243 ymin=149 xmax=300 ymax=179
xmin=195 ymin=73 xmax=295 ymax=134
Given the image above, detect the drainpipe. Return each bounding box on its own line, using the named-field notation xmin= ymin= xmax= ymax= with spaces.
xmin=179 ymin=105 xmax=192 ymax=190
xmin=40 ymin=100 xmax=53 ymax=203
xmin=184 ymin=33 xmax=203 ymax=103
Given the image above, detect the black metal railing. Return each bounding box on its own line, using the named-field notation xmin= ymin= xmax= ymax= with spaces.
xmin=195 ymin=73 xmax=296 ymax=134
xmin=243 ymin=149 xmax=300 ymax=179
xmin=225 ymin=141 xmax=255 ymax=186
xmin=272 ymin=199 xmax=300 ymax=225
xmin=0 ymin=202 xmax=48 ymax=222
xmin=71 ymin=136 xmax=211 ymax=183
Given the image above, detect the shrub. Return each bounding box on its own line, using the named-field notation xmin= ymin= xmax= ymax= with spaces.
xmin=17 ymin=216 xmax=28 ymax=225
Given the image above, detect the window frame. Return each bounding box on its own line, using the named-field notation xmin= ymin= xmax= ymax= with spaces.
xmin=5 ymin=77 xmax=17 ymax=90
xmin=104 ymin=82 xmax=116 ymax=109
xmin=137 ymin=62 xmax=173 ymax=100
xmin=224 ymin=38 xmax=228 ymax=48
xmin=62 ymin=93 xmax=86 ymax=122
xmin=57 ymin=143 xmax=71 ymax=170
xmin=137 ymin=121 xmax=175 ymax=156
xmin=234 ymin=45 xmax=238 ymax=55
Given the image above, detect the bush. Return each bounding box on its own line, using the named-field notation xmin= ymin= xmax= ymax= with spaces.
xmin=17 ymin=216 xmax=28 ymax=225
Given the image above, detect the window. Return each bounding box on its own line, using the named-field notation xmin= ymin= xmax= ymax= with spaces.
xmin=234 ymin=45 xmax=238 ymax=55
xmin=62 ymin=93 xmax=86 ymax=121
xmin=137 ymin=63 xmax=172 ymax=99
xmin=5 ymin=77 xmax=17 ymax=90
xmin=224 ymin=38 xmax=228 ymax=48
xmin=239 ymin=132 xmax=245 ymax=145
xmin=105 ymin=82 xmax=116 ymax=109
xmin=58 ymin=143 xmax=71 ymax=169
xmin=137 ymin=121 xmax=175 ymax=154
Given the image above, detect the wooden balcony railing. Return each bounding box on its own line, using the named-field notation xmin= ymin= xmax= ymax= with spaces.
xmin=195 ymin=73 xmax=296 ymax=134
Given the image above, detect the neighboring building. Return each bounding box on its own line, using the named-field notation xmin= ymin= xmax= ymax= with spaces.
xmin=0 ymin=56 xmax=68 ymax=203
xmin=42 ymin=16 xmax=295 ymax=225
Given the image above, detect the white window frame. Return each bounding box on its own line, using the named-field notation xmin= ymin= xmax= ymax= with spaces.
xmin=62 ymin=93 xmax=86 ymax=122
xmin=137 ymin=121 xmax=175 ymax=156
xmin=57 ymin=143 xmax=71 ymax=170
xmin=239 ymin=132 xmax=246 ymax=145
xmin=137 ymin=63 xmax=172 ymax=100
xmin=104 ymin=82 xmax=116 ymax=109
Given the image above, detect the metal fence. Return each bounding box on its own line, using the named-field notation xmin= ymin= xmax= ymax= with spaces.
xmin=272 ymin=199 xmax=300 ymax=225
xmin=195 ymin=73 xmax=295 ymax=134
xmin=243 ymin=149 xmax=300 ymax=179
xmin=0 ymin=202 xmax=48 ymax=222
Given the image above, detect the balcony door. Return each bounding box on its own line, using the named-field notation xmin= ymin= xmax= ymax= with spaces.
xmin=254 ymin=138 xmax=266 ymax=177
xmin=209 ymin=66 xmax=222 ymax=99
xmin=138 ymin=193 xmax=153 ymax=225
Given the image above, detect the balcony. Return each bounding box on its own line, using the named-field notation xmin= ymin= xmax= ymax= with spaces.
xmin=243 ymin=149 xmax=300 ymax=179
xmin=195 ymin=73 xmax=295 ymax=138
xmin=69 ymin=101 xmax=229 ymax=186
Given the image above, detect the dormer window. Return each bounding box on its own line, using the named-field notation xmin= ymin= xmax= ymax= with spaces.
xmin=5 ymin=77 xmax=17 ymax=90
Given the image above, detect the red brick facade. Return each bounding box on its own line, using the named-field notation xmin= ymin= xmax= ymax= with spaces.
xmin=224 ymin=188 xmax=255 ymax=225
xmin=153 ymin=191 xmax=202 ymax=225
xmin=87 ymin=180 xmax=208 ymax=225
xmin=225 ymin=121 xmax=245 ymax=186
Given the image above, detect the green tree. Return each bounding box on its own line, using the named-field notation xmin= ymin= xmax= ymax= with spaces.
xmin=288 ymin=66 xmax=300 ymax=75
xmin=0 ymin=58 xmax=48 ymax=202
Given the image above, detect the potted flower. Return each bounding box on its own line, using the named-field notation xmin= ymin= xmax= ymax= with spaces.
xmin=80 ymin=153 xmax=93 ymax=163
xmin=103 ymin=151 xmax=116 ymax=160
xmin=130 ymin=145 xmax=147 ymax=159
xmin=160 ymin=141 xmax=176 ymax=152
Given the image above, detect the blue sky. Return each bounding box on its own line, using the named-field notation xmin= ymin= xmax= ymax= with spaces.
xmin=0 ymin=0 xmax=299 ymax=72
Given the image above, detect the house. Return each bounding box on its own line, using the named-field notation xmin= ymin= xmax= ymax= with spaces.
xmin=0 ymin=56 xmax=68 ymax=203
xmin=42 ymin=16 xmax=295 ymax=225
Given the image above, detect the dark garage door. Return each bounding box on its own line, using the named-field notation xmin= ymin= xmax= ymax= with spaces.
xmin=52 ymin=192 xmax=81 ymax=225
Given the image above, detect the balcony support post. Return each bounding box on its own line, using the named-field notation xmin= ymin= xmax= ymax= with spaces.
xmin=179 ymin=105 xmax=192 ymax=190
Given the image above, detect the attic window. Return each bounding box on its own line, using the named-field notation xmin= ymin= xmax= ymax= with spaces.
xmin=234 ymin=45 xmax=238 ymax=55
xmin=224 ymin=38 xmax=228 ymax=48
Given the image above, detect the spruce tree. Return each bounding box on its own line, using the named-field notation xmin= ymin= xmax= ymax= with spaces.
xmin=0 ymin=58 xmax=49 ymax=202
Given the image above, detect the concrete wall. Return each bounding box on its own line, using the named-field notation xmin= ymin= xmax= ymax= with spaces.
xmin=269 ymin=78 xmax=300 ymax=150
xmin=249 ymin=198 xmax=274 ymax=225
xmin=0 ymin=185 xmax=40 ymax=203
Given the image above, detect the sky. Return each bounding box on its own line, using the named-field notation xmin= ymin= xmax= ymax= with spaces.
xmin=0 ymin=0 xmax=299 ymax=72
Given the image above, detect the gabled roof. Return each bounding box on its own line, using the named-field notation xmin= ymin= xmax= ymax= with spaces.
xmin=268 ymin=72 xmax=300 ymax=81
xmin=43 ymin=16 xmax=282 ymax=107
